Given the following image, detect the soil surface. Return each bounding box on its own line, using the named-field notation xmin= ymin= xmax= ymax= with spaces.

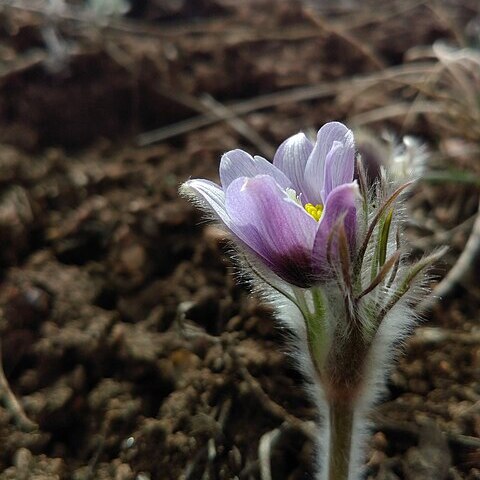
xmin=0 ymin=1 xmax=479 ymax=479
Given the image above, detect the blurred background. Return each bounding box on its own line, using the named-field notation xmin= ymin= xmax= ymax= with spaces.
xmin=0 ymin=0 xmax=479 ymax=479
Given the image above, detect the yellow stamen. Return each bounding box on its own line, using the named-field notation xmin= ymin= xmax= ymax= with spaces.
xmin=304 ymin=203 xmax=324 ymax=221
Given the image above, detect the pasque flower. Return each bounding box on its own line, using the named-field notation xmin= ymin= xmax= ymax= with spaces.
xmin=181 ymin=122 xmax=358 ymax=288
xmin=181 ymin=121 xmax=444 ymax=480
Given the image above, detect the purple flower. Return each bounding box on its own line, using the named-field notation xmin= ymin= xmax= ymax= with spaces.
xmin=181 ymin=122 xmax=359 ymax=287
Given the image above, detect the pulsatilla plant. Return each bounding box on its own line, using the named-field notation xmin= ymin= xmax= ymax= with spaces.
xmin=180 ymin=122 xmax=444 ymax=480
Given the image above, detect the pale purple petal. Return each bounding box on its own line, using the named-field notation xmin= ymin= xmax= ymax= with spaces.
xmin=322 ymin=133 xmax=355 ymax=200
xmin=220 ymin=149 xmax=291 ymax=190
xmin=225 ymin=175 xmax=317 ymax=287
xmin=312 ymin=181 xmax=359 ymax=278
xmin=304 ymin=122 xmax=355 ymax=205
xmin=273 ymin=132 xmax=313 ymax=197
xmin=180 ymin=179 xmax=230 ymax=226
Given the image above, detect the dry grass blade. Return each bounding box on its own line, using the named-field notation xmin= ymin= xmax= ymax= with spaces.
xmin=138 ymin=62 xmax=435 ymax=145
xmin=3 ymin=0 xmax=221 ymax=39
xmin=199 ymin=94 xmax=275 ymax=158
xmin=418 ymin=199 xmax=480 ymax=314
xmin=304 ymin=8 xmax=386 ymax=70
xmin=372 ymin=412 xmax=480 ymax=450
xmin=403 ymin=44 xmax=480 ymax=138
xmin=350 ymin=101 xmax=442 ymax=126
xmin=0 ymin=342 xmax=37 ymax=432
xmin=232 ymin=346 xmax=315 ymax=441
xmin=411 ymin=327 xmax=480 ymax=346
xmin=258 ymin=429 xmax=276 ymax=480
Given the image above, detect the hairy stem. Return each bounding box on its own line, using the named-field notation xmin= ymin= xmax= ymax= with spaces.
xmin=328 ymin=400 xmax=354 ymax=480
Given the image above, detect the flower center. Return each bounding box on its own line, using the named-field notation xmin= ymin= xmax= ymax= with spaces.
xmin=304 ymin=203 xmax=324 ymax=221
xmin=285 ymin=188 xmax=324 ymax=222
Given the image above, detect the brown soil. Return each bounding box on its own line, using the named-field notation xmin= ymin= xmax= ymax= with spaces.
xmin=0 ymin=1 xmax=478 ymax=479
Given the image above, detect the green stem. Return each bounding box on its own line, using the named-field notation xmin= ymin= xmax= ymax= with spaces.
xmin=328 ymin=400 xmax=354 ymax=480
xmin=294 ymin=288 xmax=328 ymax=371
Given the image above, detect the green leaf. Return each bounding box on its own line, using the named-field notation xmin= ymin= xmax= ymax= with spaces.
xmin=296 ymin=288 xmax=329 ymax=372
xmin=356 ymin=181 xmax=413 ymax=279
xmin=370 ymin=208 xmax=394 ymax=282
xmin=378 ymin=208 xmax=394 ymax=267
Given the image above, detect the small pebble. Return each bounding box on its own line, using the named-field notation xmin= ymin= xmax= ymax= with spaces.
xmin=122 ymin=436 xmax=135 ymax=449
xmin=136 ymin=473 xmax=151 ymax=480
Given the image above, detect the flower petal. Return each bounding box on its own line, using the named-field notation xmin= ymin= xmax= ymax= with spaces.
xmin=220 ymin=149 xmax=291 ymax=190
xmin=322 ymin=136 xmax=355 ymax=201
xmin=225 ymin=175 xmax=317 ymax=287
xmin=180 ymin=179 xmax=231 ymax=226
xmin=312 ymin=181 xmax=359 ymax=278
xmin=273 ymin=132 xmax=313 ymax=197
xmin=304 ymin=122 xmax=355 ymax=204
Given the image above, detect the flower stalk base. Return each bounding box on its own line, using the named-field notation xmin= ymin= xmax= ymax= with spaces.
xmin=327 ymin=401 xmax=354 ymax=480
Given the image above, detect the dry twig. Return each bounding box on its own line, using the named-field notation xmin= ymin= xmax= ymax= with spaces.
xmin=138 ymin=62 xmax=435 ymax=146
xmin=304 ymin=8 xmax=385 ymax=70
xmin=372 ymin=412 xmax=480 ymax=450
xmin=258 ymin=427 xmax=278 ymax=480
xmin=0 ymin=342 xmax=37 ymax=432
xmin=199 ymin=95 xmax=275 ymax=159
xmin=410 ymin=213 xmax=476 ymax=251
xmin=410 ymin=327 xmax=480 ymax=346
xmin=418 ymin=198 xmax=480 ymax=314
xmin=228 ymin=346 xmax=315 ymax=442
